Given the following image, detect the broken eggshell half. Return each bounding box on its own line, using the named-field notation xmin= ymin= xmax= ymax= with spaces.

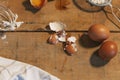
xmin=64 ymin=42 xmax=77 ymax=55
xmin=48 ymin=22 xmax=77 ymax=55
xmin=49 ymin=22 xmax=66 ymax=32
xmin=64 ymin=36 xmax=77 ymax=55
xmin=67 ymin=36 xmax=77 ymax=43
xmin=48 ymin=31 xmax=67 ymax=44
xmin=57 ymin=30 xmax=67 ymax=42
xmin=48 ymin=22 xmax=67 ymax=43
xmin=48 ymin=33 xmax=59 ymax=44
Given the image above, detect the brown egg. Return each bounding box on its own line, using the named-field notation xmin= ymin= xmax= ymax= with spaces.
xmin=98 ymin=41 xmax=118 ymax=61
xmin=64 ymin=43 xmax=77 ymax=55
xmin=48 ymin=33 xmax=58 ymax=44
xmin=88 ymin=24 xmax=110 ymax=42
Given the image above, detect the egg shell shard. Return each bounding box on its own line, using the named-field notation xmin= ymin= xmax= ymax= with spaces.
xmin=58 ymin=36 xmax=66 ymax=42
xmin=49 ymin=22 xmax=66 ymax=32
xmin=64 ymin=43 xmax=77 ymax=55
xmin=48 ymin=34 xmax=59 ymax=44
xmin=57 ymin=30 xmax=67 ymax=42
xmin=67 ymin=36 xmax=76 ymax=43
xmin=71 ymin=43 xmax=77 ymax=52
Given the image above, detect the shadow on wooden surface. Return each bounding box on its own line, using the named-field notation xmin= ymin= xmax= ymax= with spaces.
xmin=79 ymin=33 xmax=101 ymax=48
xmin=22 ymin=0 xmax=40 ymax=14
xmin=90 ymin=50 xmax=109 ymax=67
xmin=72 ymin=0 xmax=103 ymax=12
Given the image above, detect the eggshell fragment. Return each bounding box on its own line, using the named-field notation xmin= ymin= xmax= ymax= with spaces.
xmin=67 ymin=36 xmax=76 ymax=43
xmin=48 ymin=22 xmax=77 ymax=55
xmin=64 ymin=36 xmax=77 ymax=55
xmin=57 ymin=30 xmax=67 ymax=42
xmin=58 ymin=36 xmax=66 ymax=42
xmin=64 ymin=43 xmax=77 ymax=55
xmin=49 ymin=22 xmax=66 ymax=32
xmin=48 ymin=33 xmax=59 ymax=44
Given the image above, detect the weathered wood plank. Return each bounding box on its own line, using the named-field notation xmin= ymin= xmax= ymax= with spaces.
xmin=0 ymin=0 xmax=119 ymax=31
xmin=0 ymin=32 xmax=119 ymax=80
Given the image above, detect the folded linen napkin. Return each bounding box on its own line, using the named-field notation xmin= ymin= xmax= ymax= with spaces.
xmin=0 ymin=57 xmax=60 ymax=80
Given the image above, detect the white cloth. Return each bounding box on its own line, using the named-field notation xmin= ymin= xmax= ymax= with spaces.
xmin=0 ymin=57 xmax=60 ymax=80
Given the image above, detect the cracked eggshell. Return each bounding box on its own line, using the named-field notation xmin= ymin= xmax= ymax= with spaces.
xmin=57 ymin=30 xmax=66 ymax=37
xmin=57 ymin=30 xmax=67 ymax=42
xmin=64 ymin=43 xmax=77 ymax=55
xmin=58 ymin=36 xmax=66 ymax=42
xmin=48 ymin=33 xmax=59 ymax=44
xmin=67 ymin=36 xmax=76 ymax=43
xmin=49 ymin=22 xmax=66 ymax=32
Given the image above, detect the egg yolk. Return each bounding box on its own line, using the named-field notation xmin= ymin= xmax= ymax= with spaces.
xmin=30 ymin=0 xmax=45 ymax=8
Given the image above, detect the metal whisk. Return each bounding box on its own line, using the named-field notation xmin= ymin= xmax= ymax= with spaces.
xmin=87 ymin=0 xmax=120 ymax=22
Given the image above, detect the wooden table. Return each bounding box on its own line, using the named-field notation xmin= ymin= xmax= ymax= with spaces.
xmin=0 ymin=0 xmax=120 ymax=80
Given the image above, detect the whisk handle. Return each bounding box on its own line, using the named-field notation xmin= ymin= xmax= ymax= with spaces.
xmin=109 ymin=4 xmax=120 ymax=22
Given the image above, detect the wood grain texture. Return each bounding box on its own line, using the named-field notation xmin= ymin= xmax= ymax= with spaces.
xmin=0 ymin=0 xmax=120 ymax=31
xmin=0 ymin=0 xmax=120 ymax=80
xmin=0 ymin=32 xmax=119 ymax=80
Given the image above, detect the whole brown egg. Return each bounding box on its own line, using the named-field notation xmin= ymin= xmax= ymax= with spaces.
xmin=98 ymin=41 xmax=118 ymax=61
xmin=88 ymin=24 xmax=110 ymax=42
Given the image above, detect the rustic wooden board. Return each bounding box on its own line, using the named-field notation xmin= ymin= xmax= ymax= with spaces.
xmin=0 ymin=0 xmax=120 ymax=80
xmin=0 ymin=0 xmax=120 ymax=31
xmin=0 ymin=32 xmax=120 ymax=80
